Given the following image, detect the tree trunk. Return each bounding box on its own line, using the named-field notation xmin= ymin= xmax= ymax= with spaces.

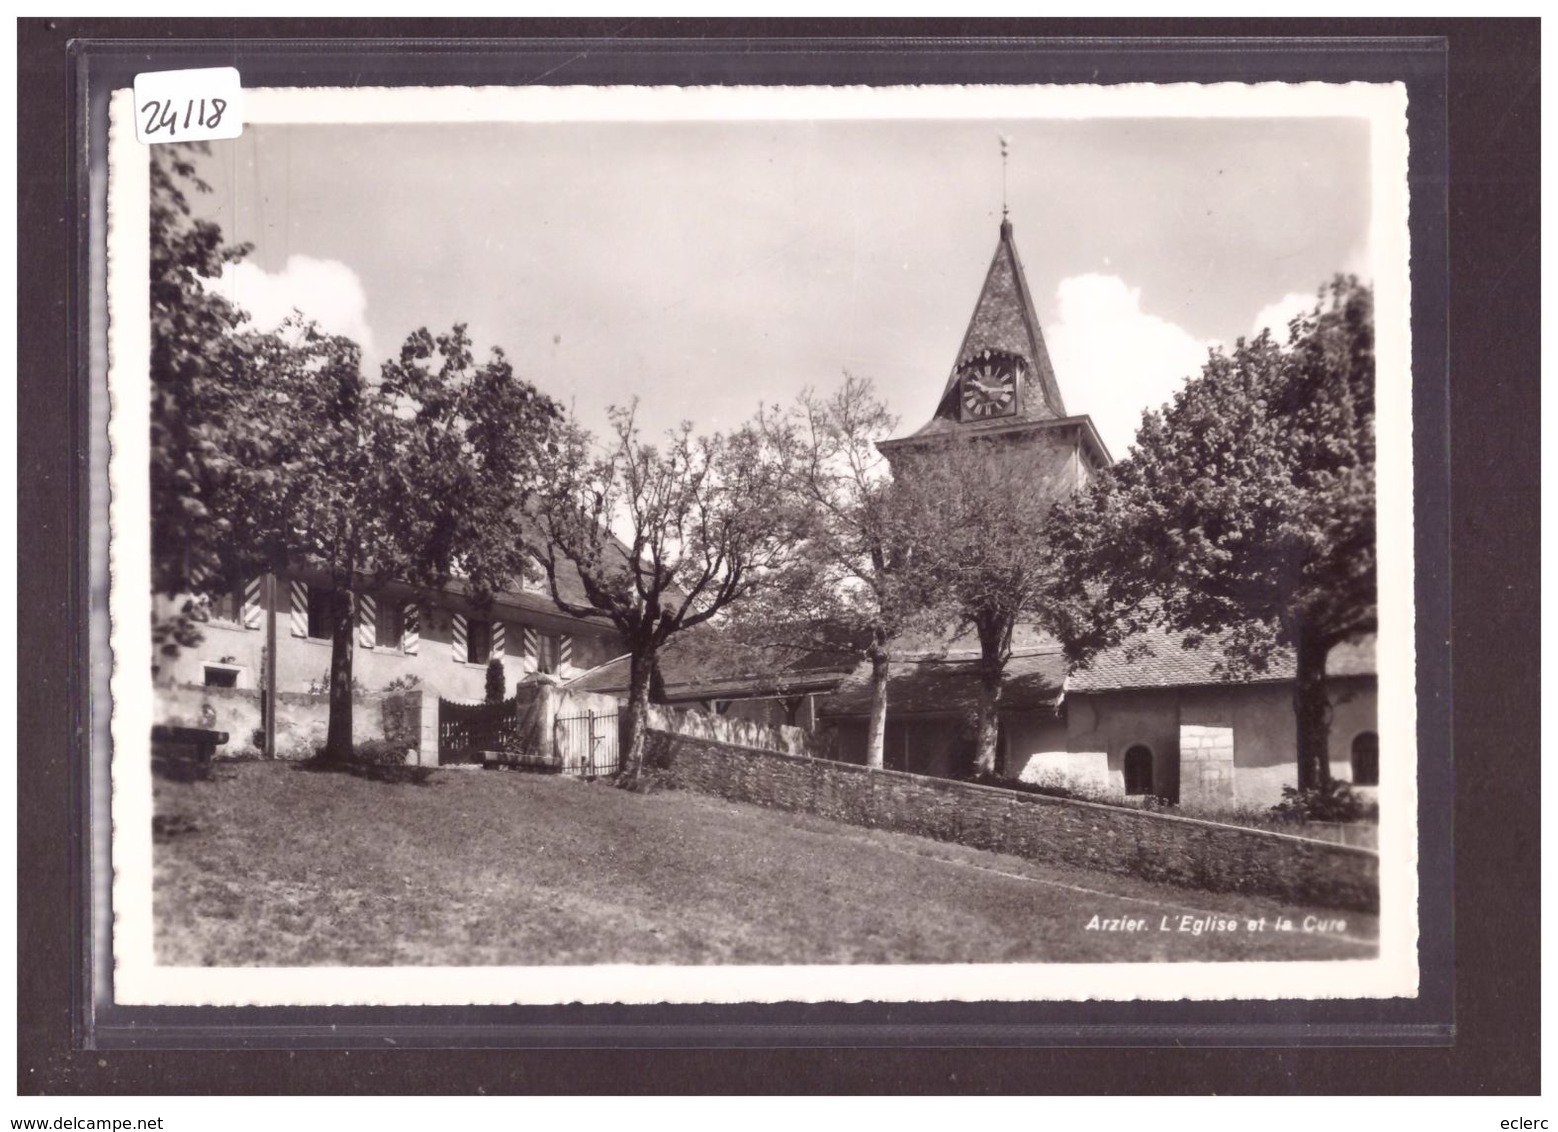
xmin=864 ymin=647 xmax=890 ymax=770
xmin=972 ymin=657 xmax=1003 ymax=777
xmin=1292 ymin=627 xmax=1334 ymax=791
xmin=619 ymin=647 xmax=655 ymax=788
xmin=972 ymin=619 xmax=1007 ymax=777
xmin=323 ymin=587 xmax=355 ymax=761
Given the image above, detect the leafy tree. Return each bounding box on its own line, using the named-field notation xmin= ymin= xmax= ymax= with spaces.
xmin=890 ymin=434 xmax=1077 ymax=776
xmin=213 ymin=322 xmax=561 ymax=760
xmin=736 ymin=375 xmax=927 ymax=768
xmin=526 ymin=404 xmax=807 ymax=786
xmin=148 ymin=143 xmax=257 ymax=654
xmin=1048 ymin=277 xmax=1375 ymax=789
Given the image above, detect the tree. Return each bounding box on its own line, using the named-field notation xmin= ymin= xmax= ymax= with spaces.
xmin=213 ymin=322 xmax=561 ymax=760
xmin=148 ymin=143 xmax=258 ymax=655
xmin=735 ymin=375 xmax=927 ymax=769
xmin=1048 ymin=277 xmax=1375 ymax=790
xmin=485 ymin=657 xmax=506 ymax=704
xmin=891 ymin=434 xmax=1077 ymax=776
xmin=526 ymin=405 xmax=806 ymax=786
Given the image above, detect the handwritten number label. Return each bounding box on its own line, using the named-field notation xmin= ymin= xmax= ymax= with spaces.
xmin=140 ymin=97 xmax=228 ymax=139
xmin=133 ymin=68 xmax=243 ymax=144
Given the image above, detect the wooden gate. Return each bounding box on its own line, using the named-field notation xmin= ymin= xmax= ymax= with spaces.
xmin=438 ymin=695 xmax=525 ymax=765
xmin=553 ymin=708 xmax=621 ymax=778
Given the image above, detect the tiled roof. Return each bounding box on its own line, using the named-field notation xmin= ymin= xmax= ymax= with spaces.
xmin=404 ymin=553 xmax=610 ymax=628
xmin=1066 ymin=628 xmax=1377 ymax=693
xmin=565 ymin=627 xmax=858 ymax=700
xmin=816 ymin=648 xmax=1068 ymax=718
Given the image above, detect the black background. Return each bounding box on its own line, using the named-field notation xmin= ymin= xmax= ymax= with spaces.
xmin=17 ymin=18 xmax=1539 ymax=1094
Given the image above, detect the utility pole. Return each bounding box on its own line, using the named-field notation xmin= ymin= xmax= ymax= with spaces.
xmin=263 ymin=572 xmax=278 ymax=757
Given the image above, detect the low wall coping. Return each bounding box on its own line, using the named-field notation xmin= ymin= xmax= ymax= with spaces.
xmin=151 ymin=724 xmax=229 ymax=745
xmin=646 ymin=726 xmax=1379 ymax=858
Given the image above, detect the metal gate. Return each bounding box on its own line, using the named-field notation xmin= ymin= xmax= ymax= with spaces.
xmin=553 ymin=708 xmax=621 ymax=778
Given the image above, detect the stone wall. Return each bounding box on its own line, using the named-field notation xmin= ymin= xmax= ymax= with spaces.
xmin=643 ymin=703 xmax=820 ymax=759
xmin=645 ymin=731 xmax=1378 ymax=914
xmin=154 ymin=683 xmax=433 ymax=762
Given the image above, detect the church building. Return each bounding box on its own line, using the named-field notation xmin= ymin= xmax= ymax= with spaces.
xmin=572 ymin=212 xmax=1379 ymax=811
xmin=828 ymin=212 xmax=1378 ymax=808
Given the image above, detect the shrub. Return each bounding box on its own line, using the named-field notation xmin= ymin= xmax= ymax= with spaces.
xmin=485 ymin=658 xmax=505 ymax=704
xmin=1269 ymin=780 xmax=1376 ymax=824
xmin=352 ymin=738 xmax=412 ymax=766
xmin=300 ymin=741 xmax=433 ymax=785
xmin=382 ymin=673 xmax=422 ymax=693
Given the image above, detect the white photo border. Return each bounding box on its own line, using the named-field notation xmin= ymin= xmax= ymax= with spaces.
xmin=108 ymin=81 xmax=1417 ymax=1007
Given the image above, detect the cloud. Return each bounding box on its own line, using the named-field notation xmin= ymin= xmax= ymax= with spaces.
xmin=215 ymin=255 xmax=374 ymax=355
xmin=1044 ymin=274 xmax=1219 ymax=459
xmin=1248 ymin=290 xmax=1322 ymax=343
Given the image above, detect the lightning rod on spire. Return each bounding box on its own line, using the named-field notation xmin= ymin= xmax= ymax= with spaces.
xmin=999 ymin=134 xmax=1010 ymax=220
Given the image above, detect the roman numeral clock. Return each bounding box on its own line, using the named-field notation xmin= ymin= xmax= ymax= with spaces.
xmin=957 ymin=348 xmax=1024 ymax=421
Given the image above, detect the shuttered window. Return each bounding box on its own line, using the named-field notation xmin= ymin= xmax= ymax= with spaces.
xmin=376 ymin=601 xmax=404 ymax=649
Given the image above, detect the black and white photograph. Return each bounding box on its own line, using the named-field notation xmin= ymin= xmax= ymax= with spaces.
xmin=108 ymin=81 xmax=1416 ymax=1005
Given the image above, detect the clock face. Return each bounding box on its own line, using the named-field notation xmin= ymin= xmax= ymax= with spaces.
xmin=958 ymin=353 xmax=1020 ymax=420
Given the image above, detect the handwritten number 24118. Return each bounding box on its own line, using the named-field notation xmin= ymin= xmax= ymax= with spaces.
xmin=140 ymin=97 xmax=226 ymax=138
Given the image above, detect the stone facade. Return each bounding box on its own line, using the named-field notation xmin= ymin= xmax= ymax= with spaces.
xmin=1066 ymin=680 xmax=1378 ymax=808
xmin=154 ymin=571 xmax=621 ymax=707
xmin=1178 ymin=723 xmax=1236 ymax=806
xmin=646 ymin=729 xmax=1378 ymax=913
xmin=154 ymin=682 xmax=434 ymax=762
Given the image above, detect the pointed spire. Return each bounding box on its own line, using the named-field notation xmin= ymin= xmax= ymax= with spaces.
xmin=895 ymin=217 xmax=1067 ymax=441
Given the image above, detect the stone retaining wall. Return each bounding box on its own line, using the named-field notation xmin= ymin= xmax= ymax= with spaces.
xmin=643 ymin=703 xmax=820 ymax=759
xmin=645 ymin=731 xmax=1378 ymax=913
xmin=155 ymin=683 xmax=431 ymax=762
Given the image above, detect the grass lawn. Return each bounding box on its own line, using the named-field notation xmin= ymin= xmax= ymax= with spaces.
xmin=154 ymin=761 xmax=1377 ymax=966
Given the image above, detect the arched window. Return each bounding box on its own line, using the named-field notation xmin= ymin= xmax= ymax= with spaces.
xmin=1123 ymin=744 xmax=1153 ymax=796
xmin=1351 ymin=732 xmax=1379 ymax=786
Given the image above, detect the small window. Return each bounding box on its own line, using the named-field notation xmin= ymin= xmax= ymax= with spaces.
xmin=207 ymin=582 xmax=244 ymax=624
xmin=306 ymin=586 xmax=334 ymax=640
xmin=1351 ymin=732 xmax=1379 ymax=786
xmin=1123 ymin=744 xmax=1153 ymax=796
xmin=467 ymin=619 xmax=493 ymax=665
xmin=203 ymin=665 xmax=238 ymax=688
xmin=375 ymin=601 xmax=404 ymax=649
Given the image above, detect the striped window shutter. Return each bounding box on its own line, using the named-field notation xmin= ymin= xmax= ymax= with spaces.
xmin=492 ymin=620 xmax=506 ymax=660
xmin=289 ymin=580 xmax=309 ymax=638
xmin=358 ymin=593 xmax=377 ymax=649
xmin=452 ymin=613 xmax=467 ymax=662
xmin=558 ymin=634 xmax=573 ymax=676
xmin=402 ymin=603 xmax=420 ymax=655
xmin=522 ymin=627 xmax=540 ymax=674
xmin=187 ymin=565 xmax=212 ymax=617
xmin=241 ymin=578 xmax=263 ymax=629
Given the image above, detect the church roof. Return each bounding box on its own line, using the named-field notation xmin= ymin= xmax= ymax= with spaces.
xmin=817 ymin=648 xmax=1069 ymax=718
xmin=899 ymin=218 xmax=1068 ymax=442
xmin=1067 ymin=628 xmax=1377 ymax=693
xmin=563 ymin=627 xmax=858 ymax=701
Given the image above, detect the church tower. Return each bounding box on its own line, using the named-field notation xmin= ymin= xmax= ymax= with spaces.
xmin=877 ymin=216 xmax=1112 ymax=480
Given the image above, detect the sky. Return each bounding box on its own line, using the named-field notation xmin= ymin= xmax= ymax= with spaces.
xmin=191 ymin=113 xmax=1373 ymax=460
